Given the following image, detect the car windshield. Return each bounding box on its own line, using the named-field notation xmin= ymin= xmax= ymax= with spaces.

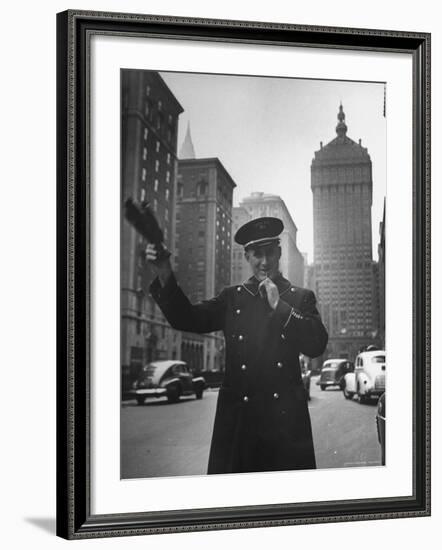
xmin=371 ymin=355 xmax=386 ymax=363
xmin=324 ymin=362 xmax=343 ymax=369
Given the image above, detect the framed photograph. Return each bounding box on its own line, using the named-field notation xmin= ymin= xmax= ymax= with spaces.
xmin=56 ymin=10 xmax=430 ymax=539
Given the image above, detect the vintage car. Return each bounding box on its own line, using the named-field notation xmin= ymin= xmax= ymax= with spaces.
xmin=131 ymin=360 xmax=206 ymax=405
xmin=376 ymin=392 xmax=386 ymax=465
xmin=317 ymin=359 xmax=354 ymax=391
xmin=342 ymin=350 xmax=386 ymax=403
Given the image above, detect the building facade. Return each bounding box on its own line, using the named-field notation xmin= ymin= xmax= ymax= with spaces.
xmin=231 ymin=207 xmax=252 ymax=285
xmin=238 ymin=192 xmax=304 ymax=287
xmin=175 ymin=157 xmax=236 ymax=371
xmin=311 ymin=104 xmax=380 ymax=361
xmin=121 ymin=70 xmax=184 ymax=388
xmin=377 ymin=201 xmax=386 ymax=349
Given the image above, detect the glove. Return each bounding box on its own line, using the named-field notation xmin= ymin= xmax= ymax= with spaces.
xmin=124 ymin=197 xmax=171 ymax=261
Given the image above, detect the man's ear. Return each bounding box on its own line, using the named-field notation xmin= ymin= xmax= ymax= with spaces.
xmin=244 ymin=250 xmax=250 ymax=261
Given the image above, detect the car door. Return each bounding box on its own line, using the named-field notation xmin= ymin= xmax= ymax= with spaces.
xmin=175 ymin=364 xmax=193 ymax=394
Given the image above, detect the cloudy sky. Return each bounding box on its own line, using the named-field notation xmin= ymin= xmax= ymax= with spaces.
xmin=161 ymin=71 xmax=386 ymax=262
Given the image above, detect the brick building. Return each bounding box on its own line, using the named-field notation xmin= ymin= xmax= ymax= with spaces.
xmin=176 ymin=157 xmax=236 ymax=371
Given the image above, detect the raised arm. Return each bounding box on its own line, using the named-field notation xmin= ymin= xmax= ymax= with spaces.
xmin=146 ymin=243 xmax=226 ymax=334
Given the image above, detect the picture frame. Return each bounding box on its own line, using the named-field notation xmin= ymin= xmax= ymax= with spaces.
xmin=56 ymin=9 xmax=430 ymax=540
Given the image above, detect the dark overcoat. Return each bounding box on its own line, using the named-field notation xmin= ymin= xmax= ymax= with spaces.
xmin=150 ymin=273 xmax=328 ymax=475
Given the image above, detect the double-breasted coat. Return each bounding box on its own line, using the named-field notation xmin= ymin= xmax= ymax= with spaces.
xmin=150 ymin=272 xmax=328 ymax=475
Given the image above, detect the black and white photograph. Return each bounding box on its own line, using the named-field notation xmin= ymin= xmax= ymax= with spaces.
xmin=120 ymin=69 xmax=387 ymax=480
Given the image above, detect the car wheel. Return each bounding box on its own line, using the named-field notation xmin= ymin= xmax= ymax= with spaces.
xmin=343 ymin=386 xmax=354 ymax=400
xmin=320 ymin=385 xmax=326 ymax=391
xmin=357 ymin=384 xmax=367 ymax=404
xmin=167 ymin=386 xmax=181 ymax=404
xmin=136 ymin=396 xmax=145 ymax=406
xmin=195 ymin=387 xmax=204 ymax=400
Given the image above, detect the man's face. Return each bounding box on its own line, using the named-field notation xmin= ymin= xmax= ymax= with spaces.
xmin=245 ymin=244 xmax=281 ymax=281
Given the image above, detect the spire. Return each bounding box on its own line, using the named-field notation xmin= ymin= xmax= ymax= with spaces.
xmin=179 ymin=122 xmax=196 ymax=159
xmin=336 ymin=103 xmax=348 ymax=137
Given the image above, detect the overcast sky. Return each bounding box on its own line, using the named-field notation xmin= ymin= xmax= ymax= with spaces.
xmin=161 ymin=71 xmax=386 ymax=262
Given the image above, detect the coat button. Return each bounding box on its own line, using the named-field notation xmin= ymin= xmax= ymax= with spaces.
xmin=277 ymin=362 xmax=283 ymax=368
xmin=236 ymin=309 xmax=241 ymax=315
xmin=281 ymin=334 xmax=285 ymax=340
xmin=290 ymin=287 xmax=295 ymax=292
xmin=237 ymin=286 xmax=241 ymax=292
xmin=238 ymin=334 xmax=244 ymax=341
xmin=243 ymin=395 xmax=249 ymax=402
xmin=273 ymin=392 xmax=279 ymax=399
xmin=241 ymin=364 xmax=247 ymax=371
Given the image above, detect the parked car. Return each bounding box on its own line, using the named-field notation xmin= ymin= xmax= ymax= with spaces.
xmin=301 ymin=365 xmax=312 ymax=400
xmin=131 ymin=360 xmax=206 ymax=405
xmin=376 ymin=392 xmax=386 ymax=465
xmin=317 ymin=359 xmax=354 ymax=391
xmin=342 ymin=350 xmax=386 ymax=403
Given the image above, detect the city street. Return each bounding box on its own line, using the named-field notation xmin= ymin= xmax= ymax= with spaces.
xmin=121 ymin=376 xmax=382 ymax=479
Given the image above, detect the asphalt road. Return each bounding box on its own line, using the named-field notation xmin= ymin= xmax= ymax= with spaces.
xmin=121 ymin=376 xmax=382 ymax=479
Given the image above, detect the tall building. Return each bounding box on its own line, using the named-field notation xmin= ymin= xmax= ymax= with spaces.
xmin=121 ymin=70 xmax=184 ymax=388
xmin=176 ymin=157 xmax=236 ymax=371
xmin=377 ymin=200 xmax=386 ymax=348
xmin=238 ymin=192 xmax=304 ymax=287
xmin=311 ymin=104 xmax=380 ymax=360
xmin=179 ymin=122 xmax=196 ymax=159
xmin=231 ymin=206 xmax=252 ymax=285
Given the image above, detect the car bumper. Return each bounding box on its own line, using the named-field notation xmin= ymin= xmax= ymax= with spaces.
xmin=317 ymin=380 xmax=338 ymax=386
xmin=366 ymin=388 xmax=385 ymax=396
xmin=130 ymin=388 xmax=167 ymax=398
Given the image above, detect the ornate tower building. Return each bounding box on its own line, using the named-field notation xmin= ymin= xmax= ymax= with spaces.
xmin=311 ymin=105 xmax=379 ymax=360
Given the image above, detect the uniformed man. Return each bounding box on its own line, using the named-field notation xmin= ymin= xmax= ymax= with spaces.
xmin=147 ymin=216 xmax=328 ymax=474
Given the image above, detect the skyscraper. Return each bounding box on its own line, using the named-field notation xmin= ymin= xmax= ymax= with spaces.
xmin=311 ymin=104 xmax=379 ymax=360
xmin=121 ymin=70 xmax=184 ymax=386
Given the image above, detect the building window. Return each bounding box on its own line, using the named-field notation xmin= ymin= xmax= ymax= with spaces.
xmin=141 ymin=168 xmax=146 ymax=182
xmin=156 ymin=114 xmax=162 ymax=131
xmin=145 ymin=85 xmax=150 ymax=96
xmin=140 ymin=188 xmax=146 ymax=202
xmin=154 ymin=179 xmax=159 ymax=192
xmin=167 ymin=153 xmax=171 ymax=164
xmin=164 ymin=227 xmax=168 ymax=241
xmin=153 ymin=199 xmax=158 ymax=212
xmin=177 ymin=182 xmax=183 ymax=197
xmin=143 ymin=128 xmax=148 ymax=140
xmin=197 ymin=180 xmax=207 ymax=196
xmin=166 ymin=171 xmax=170 ymax=183
xmin=165 ymin=188 xmax=170 ymax=201
xmin=156 ymin=141 xmax=160 ymax=153
xmin=142 ymin=147 xmax=147 ymax=160
xmin=155 ymin=160 xmax=160 ymax=172
xmin=165 ymin=208 xmax=169 ymax=221
xmin=158 ymin=100 xmax=162 ymax=111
